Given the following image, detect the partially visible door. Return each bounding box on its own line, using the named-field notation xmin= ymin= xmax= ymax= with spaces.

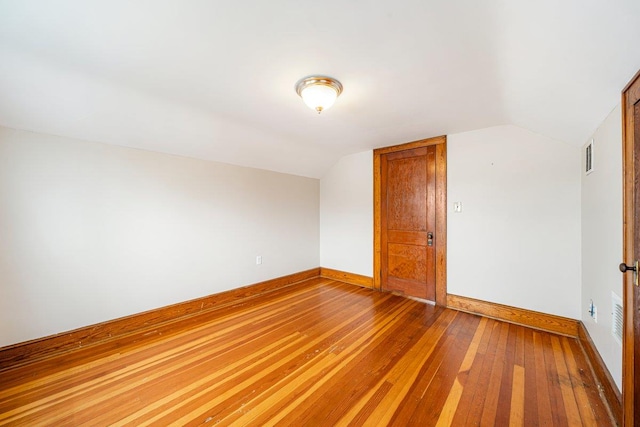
xmin=375 ymin=136 xmax=446 ymax=303
xmin=622 ymin=69 xmax=640 ymax=427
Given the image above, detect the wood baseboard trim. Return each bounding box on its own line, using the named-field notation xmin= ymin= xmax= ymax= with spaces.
xmin=0 ymin=268 xmax=320 ymax=369
xmin=577 ymin=321 xmax=622 ymax=425
xmin=320 ymin=268 xmax=374 ymax=289
xmin=446 ymin=294 xmax=580 ymax=337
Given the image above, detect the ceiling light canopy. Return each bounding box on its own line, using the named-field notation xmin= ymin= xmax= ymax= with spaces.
xmin=295 ymin=76 xmax=343 ymax=114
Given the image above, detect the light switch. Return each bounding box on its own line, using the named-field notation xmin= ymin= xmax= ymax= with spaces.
xmin=454 ymin=202 xmax=462 ymax=213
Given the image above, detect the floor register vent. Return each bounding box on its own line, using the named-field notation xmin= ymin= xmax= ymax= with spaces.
xmin=612 ymin=292 xmax=623 ymax=346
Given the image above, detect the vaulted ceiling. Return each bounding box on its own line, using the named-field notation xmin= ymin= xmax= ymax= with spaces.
xmin=1 ymin=1 xmax=639 ymax=178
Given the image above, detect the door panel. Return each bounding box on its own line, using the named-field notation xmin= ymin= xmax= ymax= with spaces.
xmin=386 ymin=153 xmax=428 ymax=231
xmin=387 ymin=230 xmax=428 ymax=246
xmin=381 ymin=145 xmax=436 ymax=301
xmin=388 ymin=243 xmax=427 ymax=282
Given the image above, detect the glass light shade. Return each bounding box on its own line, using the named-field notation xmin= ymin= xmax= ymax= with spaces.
xmin=300 ymin=84 xmax=338 ymax=113
xmin=295 ymin=76 xmax=343 ymax=114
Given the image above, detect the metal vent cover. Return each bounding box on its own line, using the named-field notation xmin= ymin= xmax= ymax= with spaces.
xmin=612 ymin=292 xmax=623 ymax=346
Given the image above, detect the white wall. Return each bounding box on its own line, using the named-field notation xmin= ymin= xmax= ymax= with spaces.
xmin=581 ymin=105 xmax=623 ymax=390
xmin=320 ymin=151 xmax=373 ymax=276
xmin=0 ymin=126 xmax=319 ymax=347
xmin=447 ymin=125 xmax=581 ymax=319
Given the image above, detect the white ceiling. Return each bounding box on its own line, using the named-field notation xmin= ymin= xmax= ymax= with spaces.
xmin=1 ymin=1 xmax=639 ymax=178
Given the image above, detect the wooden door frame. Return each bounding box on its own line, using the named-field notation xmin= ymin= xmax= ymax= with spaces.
xmin=622 ymin=68 xmax=640 ymax=427
xmin=373 ymin=136 xmax=447 ymax=305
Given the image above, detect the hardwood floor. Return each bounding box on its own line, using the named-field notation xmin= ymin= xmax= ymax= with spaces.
xmin=0 ymin=278 xmax=613 ymax=426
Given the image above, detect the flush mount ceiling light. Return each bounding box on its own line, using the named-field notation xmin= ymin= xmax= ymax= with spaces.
xmin=295 ymin=76 xmax=343 ymax=114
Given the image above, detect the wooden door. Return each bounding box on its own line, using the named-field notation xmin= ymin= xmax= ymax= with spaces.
xmin=374 ymin=137 xmax=446 ymax=304
xmin=380 ymin=145 xmax=437 ymax=301
xmin=622 ymin=69 xmax=640 ymax=427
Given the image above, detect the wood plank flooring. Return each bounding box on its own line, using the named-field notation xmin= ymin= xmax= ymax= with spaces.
xmin=0 ymin=278 xmax=614 ymax=426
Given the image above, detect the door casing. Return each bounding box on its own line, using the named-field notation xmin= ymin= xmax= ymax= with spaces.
xmin=373 ymin=136 xmax=447 ymax=305
xmin=621 ymin=68 xmax=640 ymax=427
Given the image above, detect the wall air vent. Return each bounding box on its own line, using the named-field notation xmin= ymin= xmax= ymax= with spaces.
xmin=612 ymin=292 xmax=623 ymax=346
xmin=585 ymin=139 xmax=594 ymax=175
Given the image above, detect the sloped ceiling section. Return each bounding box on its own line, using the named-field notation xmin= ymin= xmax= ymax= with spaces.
xmin=0 ymin=0 xmax=639 ymax=178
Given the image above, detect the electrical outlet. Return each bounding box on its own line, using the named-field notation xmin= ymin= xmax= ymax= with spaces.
xmin=256 ymin=255 xmax=262 ymax=265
